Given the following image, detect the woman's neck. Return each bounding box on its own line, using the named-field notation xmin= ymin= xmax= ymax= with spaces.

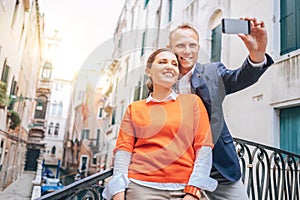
xmin=152 ymin=86 xmax=172 ymax=101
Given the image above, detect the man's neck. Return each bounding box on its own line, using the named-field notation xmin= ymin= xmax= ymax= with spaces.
xmin=180 ymin=68 xmax=192 ymax=76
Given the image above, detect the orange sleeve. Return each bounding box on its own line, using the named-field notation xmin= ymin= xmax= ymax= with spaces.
xmin=113 ymin=105 xmax=136 ymax=154
xmin=193 ymin=95 xmax=213 ymax=151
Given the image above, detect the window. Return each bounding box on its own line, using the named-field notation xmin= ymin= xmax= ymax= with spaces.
xmin=1 ymin=59 xmax=10 ymax=83
xmin=51 ymin=101 xmax=58 ymax=116
xmin=92 ymin=157 xmax=97 ymax=165
xmin=211 ymin=25 xmax=222 ymax=62
xmin=55 ymin=83 xmax=63 ymax=91
xmin=280 ymin=0 xmax=300 ymax=55
xmin=96 ymin=129 xmax=100 ymax=147
xmin=51 ymin=146 xmax=56 ymax=155
xmin=111 ymin=110 xmax=116 ymax=125
xmin=134 ymin=81 xmax=141 ymax=101
xmin=124 ymin=60 xmax=129 ymax=86
xmin=54 ymin=123 xmax=59 ymax=136
xmin=144 ymin=0 xmax=150 ymax=8
xmin=11 ymin=0 xmax=20 ymax=29
xmin=48 ymin=122 xmax=54 ymax=135
xmin=142 ymin=74 xmax=149 ymax=99
xmin=8 ymin=78 xmax=17 ymax=110
xmin=0 ymin=139 xmax=4 ymax=170
xmin=81 ymin=129 xmax=90 ymax=140
xmin=168 ymin=0 xmax=173 ymax=23
xmin=98 ymin=107 xmax=103 ymax=118
xmin=141 ymin=31 xmax=146 ymax=57
xmin=280 ymin=106 xmax=300 ymax=154
xmin=58 ymin=101 xmax=63 ymax=116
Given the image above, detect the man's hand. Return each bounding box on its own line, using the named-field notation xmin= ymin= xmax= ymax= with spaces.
xmin=238 ymin=17 xmax=267 ymax=63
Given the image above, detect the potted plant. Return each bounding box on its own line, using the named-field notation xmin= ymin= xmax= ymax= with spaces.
xmin=8 ymin=110 xmax=21 ymax=130
xmin=0 ymin=81 xmax=9 ymax=109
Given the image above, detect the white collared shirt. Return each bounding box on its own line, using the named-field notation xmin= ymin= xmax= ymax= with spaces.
xmin=174 ymin=65 xmax=195 ymax=95
xmin=146 ymin=90 xmax=178 ymax=103
xmin=174 ymin=56 xmax=266 ymax=94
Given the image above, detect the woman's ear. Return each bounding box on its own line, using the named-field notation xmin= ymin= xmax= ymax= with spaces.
xmin=145 ymin=68 xmax=151 ymax=77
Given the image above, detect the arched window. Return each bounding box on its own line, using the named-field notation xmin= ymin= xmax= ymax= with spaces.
xmin=54 ymin=123 xmax=59 ymax=136
xmin=48 ymin=122 xmax=54 ymax=135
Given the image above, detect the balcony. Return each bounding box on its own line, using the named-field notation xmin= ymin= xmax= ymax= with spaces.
xmin=36 ymin=79 xmax=52 ymax=93
xmin=37 ymin=138 xmax=299 ymax=200
xmin=27 ymin=119 xmax=47 ymax=146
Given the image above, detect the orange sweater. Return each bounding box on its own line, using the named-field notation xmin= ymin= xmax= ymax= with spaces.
xmin=114 ymin=94 xmax=213 ymax=184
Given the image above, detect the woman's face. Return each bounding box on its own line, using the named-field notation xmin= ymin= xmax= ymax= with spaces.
xmin=147 ymin=51 xmax=179 ymax=89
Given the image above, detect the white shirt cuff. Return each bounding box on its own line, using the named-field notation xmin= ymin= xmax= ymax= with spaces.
xmin=247 ymin=55 xmax=267 ymax=67
xmin=188 ymin=146 xmax=218 ymax=192
xmin=102 ymin=172 xmax=130 ymax=200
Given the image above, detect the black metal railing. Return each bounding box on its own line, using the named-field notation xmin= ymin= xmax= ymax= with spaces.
xmin=234 ymin=138 xmax=299 ymax=200
xmin=37 ymin=138 xmax=299 ymax=200
xmin=37 ymin=168 xmax=113 ymax=200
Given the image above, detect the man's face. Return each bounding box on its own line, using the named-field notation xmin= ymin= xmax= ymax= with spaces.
xmin=169 ymin=28 xmax=200 ymax=72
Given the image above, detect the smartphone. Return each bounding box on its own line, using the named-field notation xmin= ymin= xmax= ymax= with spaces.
xmin=222 ymin=18 xmax=250 ymax=34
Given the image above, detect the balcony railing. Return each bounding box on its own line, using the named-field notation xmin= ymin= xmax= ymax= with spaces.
xmin=37 ymin=138 xmax=299 ymax=200
xmin=234 ymin=138 xmax=299 ymax=200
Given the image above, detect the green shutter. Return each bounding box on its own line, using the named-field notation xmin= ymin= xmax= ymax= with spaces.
xmin=168 ymin=0 xmax=173 ymax=22
xmin=141 ymin=31 xmax=146 ymax=57
xmin=296 ymin=0 xmax=300 ymax=49
xmin=1 ymin=60 xmax=10 ymax=83
xmin=280 ymin=0 xmax=296 ymax=55
xmin=144 ymin=0 xmax=150 ymax=8
xmin=211 ymin=25 xmax=222 ymax=62
xmin=112 ymin=110 xmax=116 ymax=125
xmin=133 ymin=81 xmax=141 ymax=101
xmin=280 ymin=106 xmax=300 ymax=154
xmin=142 ymin=75 xmax=149 ymax=99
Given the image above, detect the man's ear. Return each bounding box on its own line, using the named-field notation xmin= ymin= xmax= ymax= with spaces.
xmin=166 ymin=44 xmax=170 ymax=49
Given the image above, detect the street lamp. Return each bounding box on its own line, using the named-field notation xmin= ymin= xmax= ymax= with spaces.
xmin=36 ymin=99 xmax=43 ymax=111
xmin=10 ymin=95 xmax=48 ymax=112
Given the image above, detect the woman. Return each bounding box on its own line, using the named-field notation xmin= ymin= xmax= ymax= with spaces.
xmin=103 ymin=48 xmax=217 ymax=200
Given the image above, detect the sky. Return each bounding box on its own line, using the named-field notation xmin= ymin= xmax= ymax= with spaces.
xmin=40 ymin=0 xmax=126 ymax=80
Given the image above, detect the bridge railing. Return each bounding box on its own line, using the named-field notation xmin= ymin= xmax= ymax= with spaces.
xmin=37 ymin=138 xmax=299 ymax=200
xmin=234 ymin=138 xmax=299 ymax=200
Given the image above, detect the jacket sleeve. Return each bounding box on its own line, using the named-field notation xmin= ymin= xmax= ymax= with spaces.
xmin=218 ymin=53 xmax=274 ymax=95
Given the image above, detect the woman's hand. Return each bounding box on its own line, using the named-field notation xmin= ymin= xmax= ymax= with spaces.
xmin=113 ymin=191 xmax=125 ymax=200
xmin=183 ymin=193 xmax=200 ymax=200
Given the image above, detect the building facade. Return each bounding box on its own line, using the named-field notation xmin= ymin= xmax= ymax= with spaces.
xmin=0 ymin=0 xmax=44 ymax=190
xmin=97 ymin=0 xmax=300 ymax=169
xmin=43 ymin=78 xmax=72 ymax=166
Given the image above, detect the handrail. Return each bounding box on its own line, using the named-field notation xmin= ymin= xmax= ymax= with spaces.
xmin=37 ymin=138 xmax=299 ymax=200
xmin=234 ymin=138 xmax=299 ymax=200
xmin=37 ymin=168 xmax=113 ymax=200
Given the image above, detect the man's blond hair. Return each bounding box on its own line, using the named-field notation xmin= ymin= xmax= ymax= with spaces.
xmin=168 ymin=23 xmax=200 ymax=46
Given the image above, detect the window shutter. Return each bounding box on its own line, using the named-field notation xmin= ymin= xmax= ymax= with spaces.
xmin=211 ymin=25 xmax=222 ymax=62
xmin=280 ymin=106 xmax=300 ymax=154
xmin=280 ymin=0 xmax=296 ymax=55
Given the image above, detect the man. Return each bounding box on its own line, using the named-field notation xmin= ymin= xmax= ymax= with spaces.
xmin=168 ymin=17 xmax=274 ymax=199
